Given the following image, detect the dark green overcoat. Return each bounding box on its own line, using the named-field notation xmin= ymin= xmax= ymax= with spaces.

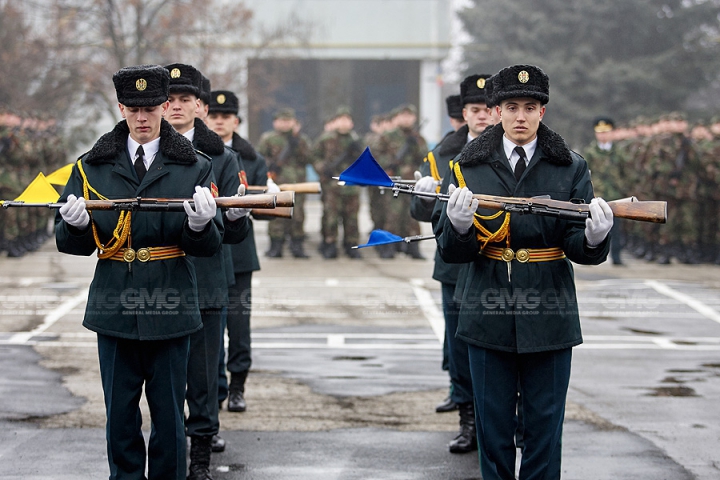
xmin=411 ymin=125 xmax=469 ymax=285
xmin=55 ymin=119 xmax=224 ymax=340
xmin=436 ymin=123 xmax=610 ymax=353
xmin=228 ymin=132 xmax=269 ymax=274
xmin=190 ymin=119 xmax=249 ymax=308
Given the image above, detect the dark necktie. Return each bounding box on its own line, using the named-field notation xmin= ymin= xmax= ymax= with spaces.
xmin=513 ymin=146 xmax=527 ymax=181
xmin=135 ymin=145 xmax=147 ymax=182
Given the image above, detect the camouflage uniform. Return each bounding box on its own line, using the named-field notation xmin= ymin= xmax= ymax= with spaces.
xmin=375 ymin=126 xmax=428 ymax=256
xmin=583 ymin=140 xmax=625 ymax=264
xmin=645 ymin=132 xmax=697 ymax=263
xmin=256 ymin=129 xmax=312 ymax=254
xmin=696 ymin=134 xmax=720 ymax=261
xmin=313 ymin=130 xmax=363 ymax=257
xmin=618 ymin=131 xmax=652 ymax=256
xmin=364 ymin=130 xmax=387 ymax=231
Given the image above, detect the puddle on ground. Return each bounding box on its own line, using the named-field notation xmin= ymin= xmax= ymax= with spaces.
xmin=646 ymin=386 xmax=699 ymax=397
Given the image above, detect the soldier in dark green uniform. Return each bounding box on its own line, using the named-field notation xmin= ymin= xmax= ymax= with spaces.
xmin=314 ymin=106 xmax=364 ymax=259
xmin=206 ymin=89 xmax=275 ymax=420
xmin=256 ymin=108 xmax=313 ymax=258
xmin=436 ymin=65 xmax=612 ymax=479
xmin=375 ymin=104 xmax=428 ymax=259
xmin=584 ymin=117 xmax=625 ymax=265
xmin=55 ymin=64 xmax=232 ymax=480
xmin=412 ymin=74 xmax=494 ymax=454
xmin=164 ymin=63 xmax=250 ymax=479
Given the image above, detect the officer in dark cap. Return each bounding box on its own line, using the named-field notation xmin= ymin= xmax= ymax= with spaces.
xmin=411 ymin=74 xmax=495 ymax=454
xmin=55 ymin=64 xmax=225 ymax=479
xmin=206 ymin=89 xmax=275 ymax=419
xmin=436 ymin=65 xmax=613 ymax=479
xmin=584 ymin=116 xmax=625 ymax=265
xmin=164 ymin=63 xmax=250 ymax=479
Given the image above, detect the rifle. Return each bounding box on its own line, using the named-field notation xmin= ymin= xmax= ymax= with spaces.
xmin=392 ymin=185 xmax=666 ymax=223
xmin=1 ymin=192 xmax=295 ymax=212
xmin=246 ymin=182 xmax=321 ymax=194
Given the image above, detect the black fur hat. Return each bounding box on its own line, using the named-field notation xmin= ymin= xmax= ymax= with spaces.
xmin=484 ymin=75 xmax=496 ymax=108
xmin=209 ymin=90 xmax=240 ymax=117
xmin=491 ymin=65 xmax=549 ymax=105
xmin=445 ymin=95 xmax=463 ymax=120
xmin=199 ymin=75 xmax=212 ymax=105
xmin=164 ymin=63 xmax=202 ymax=98
xmin=112 ymin=65 xmax=169 ymax=107
xmin=460 ymin=74 xmax=492 ymax=106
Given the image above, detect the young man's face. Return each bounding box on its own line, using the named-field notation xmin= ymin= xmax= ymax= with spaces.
xmin=395 ymin=111 xmax=417 ymax=130
xmin=463 ymin=103 xmax=491 ymax=137
xmin=166 ymin=93 xmax=200 ymax=133
xmin=497 ymin=98 xmax=545 ymax=146
xmin=206 ymin=112 xmax=239 ymax=142
xmin=594 ymin=130 xmax=613 ymax=144
xmin=120 ymin=102 xmax=169 ymax=144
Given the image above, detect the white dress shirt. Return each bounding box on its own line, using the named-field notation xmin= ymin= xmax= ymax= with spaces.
xmin=127 ymin=136 xmax=160 ymax=170
xmin=502 ymin=135 xmax=538 ymax=171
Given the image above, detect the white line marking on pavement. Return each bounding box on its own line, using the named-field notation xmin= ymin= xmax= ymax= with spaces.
xmin=327 ymin=334 xmax=345 ymax=347
xmin=645 ymin=280 xmax=720 ymax=325
xmin=7 ymin=288 xmax=88 ymax=345
xmin=410 ymin=279 xmax=444 ymax=343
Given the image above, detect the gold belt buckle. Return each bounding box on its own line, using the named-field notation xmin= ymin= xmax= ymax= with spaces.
xmin=501 ymin=248 xmax=515 ymax=262
xmin=136 ymin=248 xmax=151 ymax=262
xmin=122 ymin=248 xmax=136 ymax=263
xmin=516 ymin=248 xmax=530 ymax=263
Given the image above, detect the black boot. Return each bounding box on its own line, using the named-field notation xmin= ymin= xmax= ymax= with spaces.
xmin=289 ymin=237 xmax=309 ymax=259
xmin=435 ymin=395 xmax=458 ymax=413
xmin=188 ymin=435 xmax=213 ymax=480
xmin=265 ymin=238 xmax=284 ymax=258
xmin=321 ymin=242 xmax=338 ymax=259
xmin=344 ymin=244 xmax=362 ymax=259
xmin=228 ymin=371 xmax=248 ymax=412
xmin=406 ymin=242 xmax=425 ymax=260
xmin=211 ymin=434 xmax=225 ymax=453
xmin=448 ymin=402 xmax=477 ymax=454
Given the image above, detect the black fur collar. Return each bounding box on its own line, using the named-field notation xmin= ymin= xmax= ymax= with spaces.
xmin=438 ymin=124 xmax=469 ymax=157
xmin=192 ymin=118 xmax=225 ymax=156
xmin=84 ymin=119 xmax=197 ymax=165
xmin=231 ymin=132 xmax=258 ymax=162
xmin=458 ymin=122 xmax=573 ymax=167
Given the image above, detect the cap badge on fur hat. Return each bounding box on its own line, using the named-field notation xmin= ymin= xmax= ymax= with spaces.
xmin=518 ymin=71 xmax=530 ymax=84
xmin=216 ymin=94 xmax=226 ymax=104
xmin=477 ymin=78 xmax=486 ymax=89
xmin=170 ymin=68 xmax=181 ymax=79
xmin=136 ymin=79 xmax=147 ymax=91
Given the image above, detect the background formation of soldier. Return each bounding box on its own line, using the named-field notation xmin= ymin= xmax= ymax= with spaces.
xmin=583 ymin=113 xmax=720 ymax=265
xmin=0 ymin=113 xmax=68 ymax=257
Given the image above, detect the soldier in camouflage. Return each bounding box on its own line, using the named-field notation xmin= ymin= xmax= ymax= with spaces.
xmin=314 ymin=106 xmax=364 ymax=259
xmin=375 ymin=104 xmax=428 ymax=259
xmin=256 ymin=108 xmax=313 ymax=258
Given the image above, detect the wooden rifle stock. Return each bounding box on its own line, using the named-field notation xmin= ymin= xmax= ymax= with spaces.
xmin=246 ymin=182 xmax=321 ymax=194
xmin=252 ymin=206 xmax=293 ymax=219
xmin=2 ymin=192 xmax=294 ymax=211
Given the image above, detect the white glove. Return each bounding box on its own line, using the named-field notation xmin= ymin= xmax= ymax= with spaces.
xmin=585 ymin=197 xmax=614 ymax=247
xmin=446 ymin=184 xmax=478 ymax=234
xmin=226 ymin=185 xmax=251 ymax=221
xmin=184 ymin=186 xmax=217 ymax=232
xmin=266 ymin=178 xmax=281 ymax=194
xmin=59 ymin=194 xmax=90 ymax=229
xmin=413 ymin=171 xmax=438 ymax=194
